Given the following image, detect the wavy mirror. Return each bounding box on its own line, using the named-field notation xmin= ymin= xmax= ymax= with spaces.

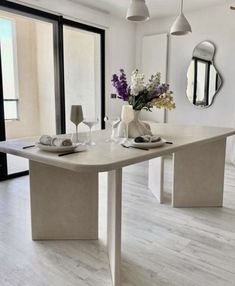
xmin=186 ymin=41 xmax=222 ymax=108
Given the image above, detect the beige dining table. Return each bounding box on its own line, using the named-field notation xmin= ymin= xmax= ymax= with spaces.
xmin=0 ymin=123 xmax=234 ymax=286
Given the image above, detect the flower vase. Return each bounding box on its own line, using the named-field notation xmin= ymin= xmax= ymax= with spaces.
xmin=128 ymin=110 xmax=152 ymax=138
xmin=117 ymin=105 xmax=133 ymax=138
xmin=117 ymin=105 xmax=152 ymax=138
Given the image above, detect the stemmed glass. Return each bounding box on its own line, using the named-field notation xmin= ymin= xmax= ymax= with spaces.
xmin=104 ymin=115 xmax=120 ymax=142
xmin=70 ymin=105 xmax=84 ymax=143
xmin=83 ymin=118 xmax=99 ymax=146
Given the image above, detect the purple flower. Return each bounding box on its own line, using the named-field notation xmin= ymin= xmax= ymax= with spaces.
xmin=148 ymin=84 xmax=169 ymax=100
xmin=111 ymin=69 xmax=130 ymax=101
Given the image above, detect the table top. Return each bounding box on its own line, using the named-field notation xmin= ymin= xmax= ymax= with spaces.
xmin=0 ymin=123 xmax=234 ymax=172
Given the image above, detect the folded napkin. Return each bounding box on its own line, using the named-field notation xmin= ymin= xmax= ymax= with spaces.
xmin=39 ymin=135 xmax=53 ymax=146
xmin=39 ymin=135 xmax=72 ymax=147
xmin=134 ymin=135 xmax=161 ymax=143
xmin=52 ymin=137 xmax=73 ymax=147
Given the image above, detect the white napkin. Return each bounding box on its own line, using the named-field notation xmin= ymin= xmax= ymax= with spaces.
xmin=39 ymin=135 xmax=53 ymax=146
xmin=39 ymin=135 xmax=72 ymax=147
xmin=52 ymin=137 xmax=73 ymax=147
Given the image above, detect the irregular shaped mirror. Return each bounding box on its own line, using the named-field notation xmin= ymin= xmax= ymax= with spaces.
xmin=186 ymin=41 xmax=222 ymax=108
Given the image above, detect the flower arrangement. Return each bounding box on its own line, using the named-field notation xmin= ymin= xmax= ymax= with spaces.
xmin=111 ymin=69 xmax=175 ymax=111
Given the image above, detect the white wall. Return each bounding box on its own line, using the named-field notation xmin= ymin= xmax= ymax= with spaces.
xmin=136 ymin=4 xmax=235 ymax=128
xmin=139 ymin=33 xmax=168 ymax=123
xmin=106 ymin=16 xmax=136 ymax=118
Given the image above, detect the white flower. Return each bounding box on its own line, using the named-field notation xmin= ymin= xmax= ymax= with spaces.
xmin=146 ymin=72 xmax=161 ymax=93
xmin=130 ymin=69 xmax=145 ymax=96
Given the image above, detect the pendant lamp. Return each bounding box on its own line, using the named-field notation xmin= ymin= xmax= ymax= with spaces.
xmin=170 ymin=0 xmax=192 ymax=35
xmin=126 ymin=0 xmax=150 ymax=22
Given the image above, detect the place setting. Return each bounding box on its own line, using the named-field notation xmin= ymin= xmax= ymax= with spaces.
xmin=22 ymin=105 xmax=100 ymax=157
xmin=22 ymin=135 xmax=87 ymax=157
xmin=35 ymin=135 xmax=86 ymax=156
xmin=121 ymin=135 xmax=173 ymax=151
xmin=102 ymin=115 xmax=173 ymax=151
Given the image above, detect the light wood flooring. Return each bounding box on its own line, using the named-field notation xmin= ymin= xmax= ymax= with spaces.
xmin=0 ymin=158 xmax=235 ymax=286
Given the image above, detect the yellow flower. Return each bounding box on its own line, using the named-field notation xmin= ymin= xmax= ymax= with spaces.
xmin=150 ymin=92 xmax=176 ymax=110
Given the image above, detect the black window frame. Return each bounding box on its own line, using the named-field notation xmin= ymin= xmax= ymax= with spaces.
xmin=60 ymin=18 xmax=106 ymax=131
xmin=0 ymin=0 xmax=106 ymax=181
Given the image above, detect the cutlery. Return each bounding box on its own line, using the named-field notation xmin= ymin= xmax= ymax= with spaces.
xmin=22 ymin=145 xmax=36 ymax=149
xmin=58 ymin=151 xmax=80 ymax=157
xmin=121 ymin=144 xmax=149 ymax=151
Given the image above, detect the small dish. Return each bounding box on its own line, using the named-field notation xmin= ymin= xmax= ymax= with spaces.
xmin=130 ymin=138 xmax=166 ymax=149
xmin=36 ymin=143 xmax=80 ymax=153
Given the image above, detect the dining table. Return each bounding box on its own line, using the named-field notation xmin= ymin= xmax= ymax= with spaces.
xmin=0 ymin=123 xmax=234 ymax=286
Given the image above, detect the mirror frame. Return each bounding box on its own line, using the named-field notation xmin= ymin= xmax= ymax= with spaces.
xmin=186 ymin=40 xmax=223 ymax=109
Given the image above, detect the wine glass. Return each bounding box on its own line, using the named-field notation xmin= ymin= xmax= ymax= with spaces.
xmin=104 ymin=115 xmax=120 ymax=142
xmin=83 ymin=117 xmax=99 ymax=146
xmin=70 ymin=105 xmax=84 ymax=143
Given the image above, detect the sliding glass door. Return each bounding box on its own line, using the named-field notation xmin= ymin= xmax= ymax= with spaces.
xmin=63 ymin=24 xmax=102 ymax=133
xmin=0 ymin=6 xmax=58 ymax=180
xmin=0 ymin=1 xmax=105 ymax=181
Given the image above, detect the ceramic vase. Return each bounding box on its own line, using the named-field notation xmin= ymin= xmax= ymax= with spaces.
xmin=118 ymin=105 xmax=152 ymax=138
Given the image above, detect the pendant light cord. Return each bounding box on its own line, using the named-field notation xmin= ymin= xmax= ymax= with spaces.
xmin=181 ymin=0 xmax=184 ymax=14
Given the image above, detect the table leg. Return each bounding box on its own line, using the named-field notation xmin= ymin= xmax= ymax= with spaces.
xmin=107 ymin=169 xmax=122 ymax=286
xmin=173 ymin=138 xmax=226 ymax=207
xmin=148 ymin=157 xmax=164 ymax=203
xmin=30 ymin=161 xmax=98 ymax=240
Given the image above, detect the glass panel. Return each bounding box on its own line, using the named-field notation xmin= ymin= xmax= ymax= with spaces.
xmin=0 ymin=10 xmax=56 ymax=175
xmin=186 ymin=61 xmax=195 ymax=103
xmin=0 ymin=18 xmax=18 ymax=100
xmin=209 ymin=65 xmax=217 ymax=103
xmin=4 ymin=100 xmax=18 ymax=120
xmin=7 ymin=154 xmax=29 ymax=174
xmin=196 ymin=61 xmax=206 ymax=104
xmin=63 ymin=25 xmax=101 ymax=134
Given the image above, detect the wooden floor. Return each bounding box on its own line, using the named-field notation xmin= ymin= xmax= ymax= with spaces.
xmin=1 ymin=158 xmax=235 ymax=286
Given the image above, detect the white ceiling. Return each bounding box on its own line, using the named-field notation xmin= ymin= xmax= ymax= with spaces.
xmin=70 ymin=0 xmax=233 ymax=19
